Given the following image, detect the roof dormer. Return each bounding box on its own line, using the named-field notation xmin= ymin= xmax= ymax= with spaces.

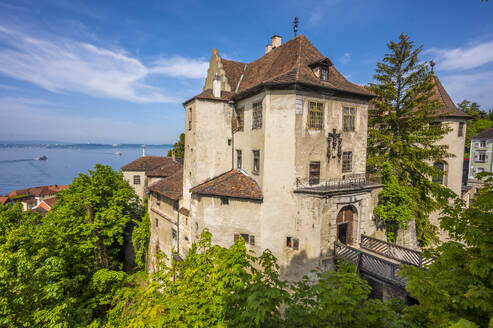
xmin=309 ymin=57 xmax=333 ymax=81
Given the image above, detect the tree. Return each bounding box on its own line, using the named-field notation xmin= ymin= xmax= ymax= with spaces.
xmin=167 ymin=133 xmax=185 ymax=158
xmin=402 ymin=173 xmax=493 ymax=327
xmin=0 ymin=165 xmax=144 ymax=327
xmin=367 ymin=33 xmax=455 ymax=246
xmin=457 ymin=100 xmax=493 ymax=157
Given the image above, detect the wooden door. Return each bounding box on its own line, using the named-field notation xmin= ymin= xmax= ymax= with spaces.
xmin=336 ymin=206 xmax=354 ymax=245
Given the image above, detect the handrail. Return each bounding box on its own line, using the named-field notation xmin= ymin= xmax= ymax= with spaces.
xmin=360 ymin=234 xmax=422 ymax=266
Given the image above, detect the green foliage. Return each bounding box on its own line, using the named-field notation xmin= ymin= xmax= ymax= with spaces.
xmin=0 ymin=165 xmax=144 ymax=327
xmin=373 ymin=162 xmax=418 ymax=242
xmin=167 ymin=133 xmax=185 ymax=158
xmin=457 ymin=100 xmax=493 ymax=157
xmin=104 ymin=230 xmax=288 ymax=327
xmin=131 ymin=196 xmax=150 ymax=271
xmin=284 ymin=261 xmax=412 ymax=328
xmin=367 ymin=33 xmax=454 ymax=246
xmin=402 ymin=173 xmax=493 ymax=327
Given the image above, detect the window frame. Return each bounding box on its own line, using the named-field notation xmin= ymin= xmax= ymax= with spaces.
xmin=234 ymin=233 xmax=255 ymax=246
xmin=320 ymin=68 xmax=328 ymax=81
xmin=458 ymin=122 xmax=464 ymax=137
xmin=172 ymin=228 xmax=177 ymax=240
xmin=133 ymin=175 xmax=141 ymax=185
xmin=342 ymin=151 xmax=353 ymax=172
xmin=252 ymin=150 xmax=260 ymax=174
xmin=235 ymin=107 xmax=244 ymax=131
xmin=252 ymin=102 xmax=263 ymax=129
xmin=343 ymin=107 xmax=356 ymax=132
xmin=308 ymin=101 xmax=323 ymax=130
xmin=432 ymin=162 xmax=445 ymax=185
xmin=480 ymin=140 xmax=487 ymax=148
xmin=188 ymin=108 xmax=192 ymax=131
xmin=286 ymin=236 xmax=299 ymax=250
xmin=236 ymin=149 xmax=242 ymax=169
xmin=309 ymin=161 xmax=321 ymax=185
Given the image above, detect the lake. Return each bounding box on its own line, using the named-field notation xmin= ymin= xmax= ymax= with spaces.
xmin=0 ymin=144 xmax=172 ymax=195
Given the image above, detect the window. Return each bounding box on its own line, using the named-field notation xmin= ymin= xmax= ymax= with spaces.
xmin=252 ymin=150 xmax=260 ymax=174
xmin=433 ymin=162 xmax=445 ymax=184
xmin=234 ymin=107 xmax=244 ymax=131
xmin=221 ymin=197 xmax=229 ymax=205
xmin=480 ymin=140 xmax=487 ymax=148
xmin=156 ymin=195 xmax=160 ymax=206
xmin=234 ymin=233 xmax=255 ymax=245
xmin=476 ymin=151 xmax=487 ymax=163
xmin=343 ymin=107 xmax=355 ymax=131
xmin=252 ymin=102 xmax=263 ymax=129
xmin=228 ymin=139 xmax=232 ymax=146
xmin=236 ymin=149 xmax=242 ymax=169
xmin=308 ymin=101 xmax=323 ymax=130
xmin=286 ymin=237 xmax=299 ymax=250
xmin=309 ymin=161 xmax=320 ymax=185
xmin=188 ymin=108 xmax=192 ymax=130
xmin=458 ymin=122 xmax=464 ymax=137
xmin=342 ymin=152 xmax=352 ymax=172
xmin=320 ymin=68 xmax=328 ymax=81
xmin=155 ymin=217 xmax=158 ymax=228
xmin=172 ymin=228 xmax=177 ymax=240
xmin=133 ymin=175 xmax=140 ymax=185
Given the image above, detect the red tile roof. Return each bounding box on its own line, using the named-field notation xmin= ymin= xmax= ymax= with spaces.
xmin=146 ymin=159 xmax=183 ymax=177
xmin=0 ymin=196 xmax=9 ymax=205
xmin=185 ymin=35 xmax=373 ymax=104
xmin=7 ymin=185 xmax=67 ymax=198
xmin=121 ymin=156 xmax=180 ymax=172
xmin=473 ymin=127 xmax=493 ymax=139
xmin=190 ymin=169 xmax=263 ymax=201
xmin=43 ymin=197 xmax=56 ymax=207
xmin=431 ymin=75 xmax=470 ymax=118
xmin=146 ymin=169 xmax=183 ymax=201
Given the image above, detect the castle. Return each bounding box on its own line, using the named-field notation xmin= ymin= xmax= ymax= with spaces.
xmin=122 ymin=34 xmax=468 ymax=280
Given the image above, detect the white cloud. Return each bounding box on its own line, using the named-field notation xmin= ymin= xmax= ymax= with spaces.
xmin=426 ymin=41 xmax=493 ymax=71
xmin=339 ymin=53 xmax=351 ymax=64
xmin=151 ymin=57 xmax=209 ymax=79
xmin=0 ymin=26 xmax=207 ymax=103
xmin=307 ymin=0 xmax=342 ymax=25
xmin=441 ymin=71 xmax=493 ymax=109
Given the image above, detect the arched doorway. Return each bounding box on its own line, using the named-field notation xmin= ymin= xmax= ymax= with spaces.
xmin=337 ymin=205 xmax=355 ymax=245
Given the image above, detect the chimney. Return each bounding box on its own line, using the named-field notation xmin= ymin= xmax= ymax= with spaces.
xmin=172 ymin=151 xmax=176 ymax=161
xmin=265 ymin=43 xmax=273 ymax=54
xmin=213 ymin=73 xmax=221 ymax=98
xmin=271 ymin=35 xmax=282 ymax=48
xmin=142 ymin=144 xmax=146 ymax=157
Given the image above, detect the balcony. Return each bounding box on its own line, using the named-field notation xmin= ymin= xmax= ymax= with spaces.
xmin=294 ymin=173 xmax=382 ymax=195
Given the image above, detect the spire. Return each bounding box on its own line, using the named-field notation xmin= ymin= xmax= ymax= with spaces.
xmin=293 ymin=16 xmax=299 ymax=37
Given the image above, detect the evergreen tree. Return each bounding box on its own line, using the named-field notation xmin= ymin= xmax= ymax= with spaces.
xmin=167 ymin=133 xmax=185 ymax=158
xmin=367 ymin=33 xmax=455 ymax=246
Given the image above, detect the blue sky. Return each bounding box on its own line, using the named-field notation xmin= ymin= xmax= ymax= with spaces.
xmin=0 ymin=0 xmax=492 ymax=144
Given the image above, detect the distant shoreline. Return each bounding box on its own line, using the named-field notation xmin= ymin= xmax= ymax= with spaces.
xmin=0 ymin=143 xmax=173 ymax=149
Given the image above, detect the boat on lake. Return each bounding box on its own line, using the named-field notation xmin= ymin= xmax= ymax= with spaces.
xmin=36 ymin=155 xmax=48 ymax=160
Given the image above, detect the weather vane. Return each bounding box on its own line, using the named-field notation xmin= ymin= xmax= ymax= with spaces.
xmin=430 ymin=60 xmax=435 ymax=73
xmin=293 ymin=16 xmax=299 ymax=37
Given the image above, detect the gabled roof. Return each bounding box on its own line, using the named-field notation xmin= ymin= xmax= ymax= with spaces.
xmin=121 ymin=156 xmax=180 ymax=172
xmin=146 ymin=159 xmax=183 ymax=178
xmin=472 ymin=127 xmax=493 ymax=139
xmin=186 ymin=35 xmax=373 ymax=104
xmin=190 ymin=169 xmax=263 ymax=201
xmin=430 ymin=75 xmax=470 ymax=118
xmin=146 ymin=169 xmax=183 ymax=201
xmin=43 ymin=197 xmax=56 ymax=207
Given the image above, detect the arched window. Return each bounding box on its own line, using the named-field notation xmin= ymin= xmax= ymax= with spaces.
xmin=432 ymin=162 xmax=447 ymax=185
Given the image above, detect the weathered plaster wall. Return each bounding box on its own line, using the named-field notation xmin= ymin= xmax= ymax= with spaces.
xmin=123 ymin=170 xmax=147 ymax=201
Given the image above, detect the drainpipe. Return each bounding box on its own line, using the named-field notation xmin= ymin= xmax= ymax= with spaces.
xmin=229 ymin=100 xmax=236 ymax=170
xmin=176 ymin=203 xmax=180 ymax=257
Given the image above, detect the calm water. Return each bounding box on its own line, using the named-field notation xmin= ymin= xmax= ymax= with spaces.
xmin=0 ymin=144 xmax=171 ymax=195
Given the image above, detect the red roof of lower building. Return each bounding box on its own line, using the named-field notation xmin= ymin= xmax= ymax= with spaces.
xmin=190 ymin=169 xmax=263 ymax=201
xmin=0 ymin=196 xmax=8 ymax=205
xmin=146 ymin=169 xmax=183 ymax=201
xmin=7 ymin=185 xmax=67 ymax=198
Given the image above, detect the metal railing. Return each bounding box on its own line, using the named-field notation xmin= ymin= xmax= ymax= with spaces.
xmin=295 ymin=173 xmax=377 ymax=191
xmin=335 ymin=241 xmax=407 ymax=287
